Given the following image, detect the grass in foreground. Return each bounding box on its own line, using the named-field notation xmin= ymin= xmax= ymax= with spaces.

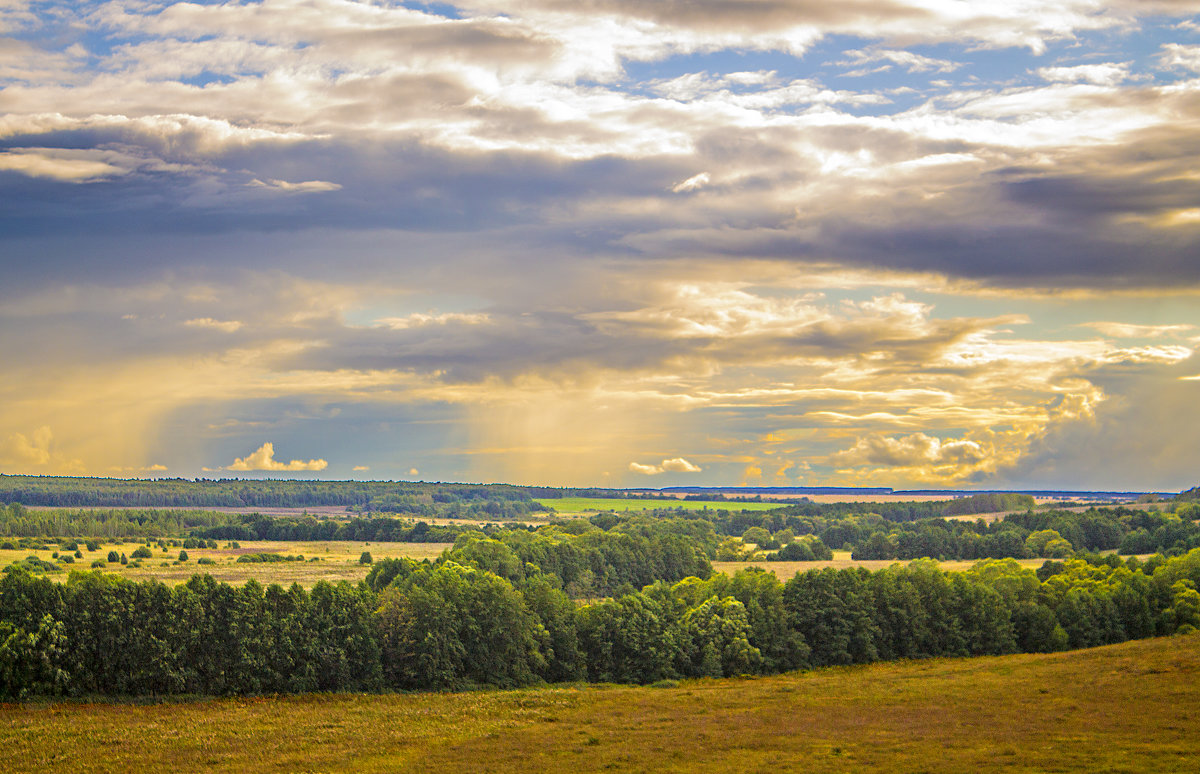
xmin=3 ymin=634 xmax=1197 ymax=773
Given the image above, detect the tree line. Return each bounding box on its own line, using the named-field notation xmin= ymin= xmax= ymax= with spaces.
xmin=4 ymin=536 xmax=1200 ymax=699
xmin=695 ymin=505 xmax=1200 ymax=561
xmin=0 ymin=475 xmax=543 ymax=513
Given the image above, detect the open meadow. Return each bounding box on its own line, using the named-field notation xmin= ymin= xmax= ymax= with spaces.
xmin=0 ymin=540 xmax=452 ymax=587
xmin=3 ymin=633 xmax=1197 ymax=773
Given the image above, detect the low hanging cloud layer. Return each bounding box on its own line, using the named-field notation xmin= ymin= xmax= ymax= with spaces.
xmin=1 ymin=2 xmax=1199 ymax=488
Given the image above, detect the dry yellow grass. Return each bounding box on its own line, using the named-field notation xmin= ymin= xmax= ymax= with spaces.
xmin=3 ymin=634 xmax=1197 ymax=773
xmin=712 ymin=551 xmax=1045 ymax=580
xmin=0 ymin=541 xmax=452 ymax=587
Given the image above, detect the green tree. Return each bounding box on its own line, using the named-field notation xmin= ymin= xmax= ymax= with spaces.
xmin=0 ymin=614 xmax=69 ymax=699
xmin=670 ymin=596 xmax=762 ymax=678
xmin=376 ymin=563 xmax=544 ymax=690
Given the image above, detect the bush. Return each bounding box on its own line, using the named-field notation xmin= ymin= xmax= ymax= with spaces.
xmin=178 ymin=550 xmax=189 ymax=562
xmin=90 ymin=559 xmax=106 ymax=568
xmin=0 ymin=541 xmax=14 ymax=550
xmin=120 ymin=553 xmax=128 ymax=565
xmin=86 ymin=540 xmax=100 ymax=551
xmin=107 ymin=551 xmax=119 ymax=563
xmin=236 ymin=553 xmax=303 ymax=564
xmin=131 ymin=546 xmax=153 ymax=559
xmin=197 ymin=557 xmax=216 ymax=565
xmin=359 ymin=551 xmax=373 ymax=565
xmin=4 ymin=555 xmax=61 ymax=573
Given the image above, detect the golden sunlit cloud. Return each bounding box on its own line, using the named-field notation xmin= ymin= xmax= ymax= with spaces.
xmin=225 ymin=442 xmax=328 ymax=472
xmin=628 ymin=457 xmax=703 ymax=475
xmin=4 ymin=3 xmax=1200 ymax=489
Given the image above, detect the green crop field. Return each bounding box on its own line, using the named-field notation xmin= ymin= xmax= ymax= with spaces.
xmin=539 ymin=497 xmax=786 ymax=514
xmin=3 ymin=633 xmax=1197 ymax=773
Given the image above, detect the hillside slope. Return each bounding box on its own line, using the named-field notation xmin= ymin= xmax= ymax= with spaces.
xmin=4 ymin=633 xmax=1198 ymax=773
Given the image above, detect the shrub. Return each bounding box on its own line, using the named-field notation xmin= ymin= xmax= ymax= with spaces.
xmin=85 ymin=540 xmax=100 ymax=551
xmin=107 ymin=551 xmax=120 ymax=563
xmin=178 ymin=550 xmax=189 ymax=562
xmin=131 ymin=546 xmax=153 ymax=559
xmin=0 ymin=541 xmax=14 ymax=550
xmin=197 ymin=557 xmax=216 ymax=566
xmin=90 ymin=559 xmax=106 ymax=568
xmin=359 ymin=551 xmax=373 ymax=565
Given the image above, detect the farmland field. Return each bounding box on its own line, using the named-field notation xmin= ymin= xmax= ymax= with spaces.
xmin=3 ymin=633 xmax=1197 ymax=773
xmin=713 ymin=550 xmax=1046 ymax=579
xmin=0 ymin=540 xmax=452 ymax=587
xmin=540 ymin=497 xmax=786 ymax=514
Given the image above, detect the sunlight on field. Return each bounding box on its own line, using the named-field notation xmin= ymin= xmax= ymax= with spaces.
xmin=713 ymin=551 xmax=1047 ymax=581
xmin=4 ymin=634 xmax=1197 ymax=773
xmin=0 ymin=541 xmax=452 ymax=587
xmin=539 ymin=497 xmax=786 ymax=514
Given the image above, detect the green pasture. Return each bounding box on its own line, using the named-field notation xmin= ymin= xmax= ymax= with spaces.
xmin=539 ymin=497 xmax=786 ymax=514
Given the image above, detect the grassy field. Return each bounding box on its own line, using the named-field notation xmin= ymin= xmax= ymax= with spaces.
xmin=713 ymin=551 xmax=1046 ymax=580
xmin=0 ymin=540 xmax=451 ymax=587
xmin=3 ymin=634 xmax=1197 ymax=773
xmin=540 ymin=497 xmax=786 ymax=514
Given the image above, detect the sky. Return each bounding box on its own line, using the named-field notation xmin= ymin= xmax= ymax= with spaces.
xmin=1 ymin=1 xmax=1199 ymax=491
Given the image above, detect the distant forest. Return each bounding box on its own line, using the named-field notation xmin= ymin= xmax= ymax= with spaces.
xmin=3 ymin=476 xmax=1198 ymax=700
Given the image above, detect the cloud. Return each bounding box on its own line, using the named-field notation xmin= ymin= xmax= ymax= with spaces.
xmin=183 ymin=317 xmax=243 ymax=333
xmin=225 ymin=442 xmax=328 ymax=472
xmin=827 ymin=432 xmax=987 ymax=468
xmin=352 ymin=465 xmax=370 ymax=471
xmin=629 ymin=457 xmax=703 ymax=475
xmin=0 ymin=148 xmax=129 ymax=182
xmin=1036 ymin=62 xmax=1132 ymax=86
xmin=1082 ymin=322 xmax=1196 ymax=338
xmin=0 ymin=426 xmax=85 ymax=473
xmin=247 ymin=178 xmax=343 ymax=194
xmin=837 ymin=48 xmax=960 ymax=75
xmin=1159 ymin=43 xmax=1200 ymax=72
